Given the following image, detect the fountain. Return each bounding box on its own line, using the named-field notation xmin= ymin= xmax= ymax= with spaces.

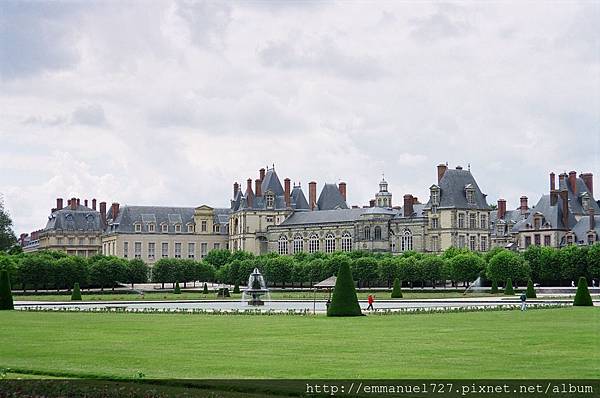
xmin=242 ymin=268 xmax=271 ymax=306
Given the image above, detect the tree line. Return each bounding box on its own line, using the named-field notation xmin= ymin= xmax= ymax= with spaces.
xmin=0 ymin=244 xmax=598 ymax=291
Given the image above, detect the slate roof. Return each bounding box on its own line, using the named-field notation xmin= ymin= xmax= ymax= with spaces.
xmin=44 ymin=205 xmax=102 ymax=232
xmin=424 ymin=168 xmax=490 ymax=210
xmin=394 ymin=204 xmax=425 ymax=218
xmin=317 ymin=183 xmax=348 ymax=210
xmin=512 ymin=195 xmax=577 ymax=232
xmin=571 ymin=215 xmax=600 ymax=243
xmin=291 ymin=186 xmax=309 ymax=210
xmin=557 ymin=176 xmax=599 ymax=215
xmin=261 ymin=168 xmax=284 ymax=196
xmin=106 ymin=205 xmax=230 ymax=234
xmin=278 ymin=208 xmax=367 ymax=226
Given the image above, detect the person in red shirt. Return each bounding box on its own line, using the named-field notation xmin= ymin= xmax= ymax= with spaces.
xmin=367 ymin=294 xmax=374 ymax=311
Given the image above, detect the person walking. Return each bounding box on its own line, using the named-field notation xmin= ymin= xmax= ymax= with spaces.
xmin=367 ymin=294 xmax=374 ymax=311
xmin=520 ymin=291 xmax=527 ymax=311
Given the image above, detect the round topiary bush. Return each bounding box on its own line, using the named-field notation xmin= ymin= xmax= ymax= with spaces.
xmin=327 ymin=262 xmax=362 ymax=317
xmin=491 ymin=280 xmax=498 ymax=294
xmin=573 ymin=277 xmax=593 ymax=306
xmin=174 ymin=282 xmax=181 ymax=294
xmin=203 ymin=282 xmax=209 ymax=294
xmin=0 ymin=270 xmax=14 ymax=310
xmin=71 ymin=282 xmax=82 ymax=301
xmin=504 ymin=278 xmax=514 ymax=295
xmin=233 ymin=283 xmax=240 ymax=294
xmin=391 ymin=278 xmax=403 ymax=299
xmin=526 ymin=279 xmax=536 ymax=299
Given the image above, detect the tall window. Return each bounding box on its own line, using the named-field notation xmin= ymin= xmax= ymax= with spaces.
xmin=188 ymin=242 xmax=195 ymax=258
xmin=469 ymin=213 xmax=477 ymax=229
xmin=431 ymin=217 xmax=439 ymax=229
xmin=469 ymin=236 xmax=476 ymax=251
xmin=148 ymin=223 xmax=155 ymax=233
xmin=364 ymin=226 xmax=371 ymax=240
xmin=278 ymin=236 xmax=289 ymax=255
xmin=534 ymin=234 xmax=541 ymax=246
xmin=401 ymin=230 xmax=413 ymax=251
xmin=431 ymin=236 xmax=439 ymax=252
xmin=466 ymin=188 xmax=475 ymax=204
xmin=480 ymin=215 xmax=487 ymax=229
xmin=458 ymin=213 xmax=465 ymax=229
xmin=266 ymin=194 xmax=274 ymax=208
xmin=148 ymin=242 xmax=155 ymax=260
xmin=325 ymin=233 xmax=336 ymax=253
xmin=134 ymin=242 xmax=142 ymax=259
xmin=431 ymin=188 xmax=440 ymax=205
xmin=201 ymin=221 xmax=207 ymax=232
xmin=162 ymin=242 xmax=168 ymax=258
xmin=309 ymin=234 xmax=319 ymax=253
xmin=293 ymin=235 xmax=304 ymax=253
xmin=341 ymin=233 xmax=352 ymax=252
xmin=214 ymin=243 xmax=220 ymax=249
xmin=175 ymin=242 xmax=182 ymax=258
xmin=135 ymin=224 xmax=141 ymax=232
xmin=480 ymin=236 xmax=487 ymax=252
xmin=544 ymin=235 xmax=551 ymax=246
xmin=458 ymin=235 xmax=466 ymax=248
xmin=175 ymin=224 xmax=181 ymax=233
xmin=201 ymin=243 xmax=208 ymax=257
xmin=123 ymin=241 xmax=129 ymax=258
xmin=161 ymin=224 xmax=168 ymax=233
xmin=524 ymin=236 xmax=531 ymax=248
xmin=374 ymin=226 xmax=382 ymax=240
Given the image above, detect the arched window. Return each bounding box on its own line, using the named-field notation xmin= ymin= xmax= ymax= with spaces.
xmin=325 ymin=233 xmax=336 ymax=253
xmin=309 ymin=234 xmax=320 ymax=253
xmin=278 ymin=236 xmax=288 ymax=255
xmin=401 ymin=230 xmax=413 ymax=251
xmin=341 ymin=232 xmax=352 ymax=252
xmin=293 ymin=235 xmax=304 ymax=254
xmin=374 ymin=226 xmax=382 ymax=240
xmin=364 ymin=226 xmax=371 ymax=240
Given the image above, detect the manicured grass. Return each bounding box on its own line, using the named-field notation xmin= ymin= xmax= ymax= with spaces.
xmin=1 ymin=308 xmax=598 ymax=379
xmin=14 ymin=291 xmax=493 ymax=302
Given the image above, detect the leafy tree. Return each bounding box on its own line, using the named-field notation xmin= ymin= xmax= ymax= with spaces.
xmin=449 ymin=253 xmax=485 ymax=286
xmin=539 ymin=247 xmax=562 ymax=285
xmin=0 ymin=255 xmax=17 ymax=286
xmin=559 ymin=245 xmax=589 ymax=283
xmin=152 ymin=259 xmax=176 ymax=288
xmin=351 ymin=257 xmax=379 ymax=287
xmin=126 ymin=259 xmax=149 ymax=287
xmin=484 ymin=246 xmax=507 ymax=264
xmin=526 ymin=279 xmax=536 ymax=299
xmin=504 ymin=278 xmax=514 ymax=295
xmin=71 ymin=282 xmax=82 ymax=301
xmin=180 ymin=259 xmax=197 ymax=287
xmin=0 ymin=199 xmax=16 ymax=252
xmin=419 ymin=255 xmax=445 ymax=288
xmin=203 ymin=249 xmax=232 ymax=269
xmin=378 ymin=257 xmax=398 ymax=287
xmin=0 ymin=269 xmax=14 ymax=310
xmin=266 ymin=256 xmax=294 ymax=288
xmin=588 ymin=244 xmax=600 ymax=284
xmin=491 ymin=280 xmax=498 ymax=294
xmin=522 ymin=245 xmax=543 ymax=282
xmin=486 ymin=250 xmax=530 ymax=285
xmin=327 ymin=262 xmax=362 ymax=317
xmin=397 ymin=255 xmax=418 ymax=288
xmin=233 ymin=283 xmax=240 ymax=294
xmin=573 ymin=277 xmax=593 ymax=306
xmin=391 ymin=278 xmax=402 ymax=298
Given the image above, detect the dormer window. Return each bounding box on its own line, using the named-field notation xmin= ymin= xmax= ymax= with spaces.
xmin=582 ymin=194 xmax=590 ymax=211
xmin=266 ymin=193 xmax=274 ymax=208
xmin=213 ymin=224 xmax=220 ymax=233
xmin=148 ymin=223 xmax=155 ymax=233
xmin=134 ymin=224 xmax=142 ymax=233
xmin=175 ymin=224 xmax=181 ymax=233
xmin=161 ymin=224 xmax=168 ymax=233
xmin=187 ymin=224 xmax=194 ymax=233
xmin=430 ymin=186 xmax=440 ymax=206
xmin=465 ymin=185 xmax=475 ymax=205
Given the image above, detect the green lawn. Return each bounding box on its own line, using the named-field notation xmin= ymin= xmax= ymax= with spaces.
xmin=14 ymin=290 xmax=494 ymax=301
xmin=1 ymin=308 xmax=598 ymax=379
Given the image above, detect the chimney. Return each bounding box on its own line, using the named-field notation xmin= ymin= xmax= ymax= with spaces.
xmin=70 ymin=197 xmax=77 ymax=210
xmin=568 ymin=171 xmax=577 ymax=193
xmin=309 ymin=181 xmax=317 ymax=211
xmin=111 ymin=203 xmax=120 ymax=220
xmin=560 ymin=189 xmax=569 ymax=229
xmin=77 ymin=198 xmax=81 ymax=207
xmin=550 ymin=190 xmax=558 ymax=206
xmin=403 ymin=194 xmax=414 ymax=217
xmin=259 ymin=168 xmax=266 ymax=182
xmin=369 ymin=199 xmax=375 ymax=208
xmin=255 ymin=179 xmax=262 ymax=197
xmin=92 ymin=198 xmax=97 ymax=211
xmin=590 ymin=209 xmax=596 ymax=231
xmin=519 ymin=196 xmax=529 ymax=214
xmin=580 ymin=173 xmax=593 ymax=196
xmin=412 ymin=196 xmax=418 ymax=204
xmin=284 ymin=178 xmax=291 ymax=208
xmin=99 ymin=202 xmax=107 ymax=225
xmin=497 ymin=199 xmax=506 ymax=219
xmin=84 ymin=199 xmax=88 ymax=207
xmin=437 ymin=163 xmax=447 ymax=184
xmin=233 ymin=182 xmax=239 ymax=197
xmin=56 ymin=198 xmax=63 ymax=211
xmin=246 ymin=178 xmax=254 ymax=208
xmin=338 ymin=182 xmax=347 ymax=201
xmin=550 ymin=172 xmax=556 ymax=192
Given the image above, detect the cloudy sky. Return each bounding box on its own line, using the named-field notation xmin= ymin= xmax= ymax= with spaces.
xmin=1 ymin=1 xmax=599 ymax=235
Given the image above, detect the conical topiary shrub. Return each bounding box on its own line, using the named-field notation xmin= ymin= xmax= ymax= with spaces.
xmin=174 ymin=282 xmax=181 ymax=294
xmin=391 ymin=278 xmax=403 ymax=298
xmin=327 ymin=262 xmax=362 ymax=317
xmin=491 ymin=280 xmax=498 ymax=294
xmin=203 ymin=282 xmax=208 ymax=294
xmin=233 ymin=283 xmax=240 ymax=294
xmin=504 ymin=278 xmax=514 ymax=295
xmin=71 ymin=282 xmax=82 ymax=301
xmin=526 ymin=279 xmax=536 ymax=299
xmin=573 ymin=277 xmax=593 ymax=306
xmin=0 ymin=270 xmax=14 ymax=310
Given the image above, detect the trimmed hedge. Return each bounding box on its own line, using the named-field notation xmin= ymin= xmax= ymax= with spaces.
xmin=174 ymin=282 xmax=181 ymax=295
xmin=233 ymin=283 xmax=240 ymax=294
xmin=71 ymin=282 xmax=82 ymax=301
xmin=504 ymin=278 xmax=514 ymax=295
xmin=203 ymin=282 xmax=209 ymax=294
xmin=391 ymin=278 xmax=403 ymax=299
xmin=0 ymin=270 xmax=14 ymax=310
xmin=526 ymin=279 xmax=536 ymax=299
xmin=573 ymin=277 xmax=593 ymax=306
xmin=327 ymin=262 xmax=362 ymax=317
xmin=491 ymin=280 xmax=498 ymax=294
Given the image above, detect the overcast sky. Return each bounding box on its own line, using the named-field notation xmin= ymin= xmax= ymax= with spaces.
xmin=1 ymin=1 xmax=599 ymax=235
